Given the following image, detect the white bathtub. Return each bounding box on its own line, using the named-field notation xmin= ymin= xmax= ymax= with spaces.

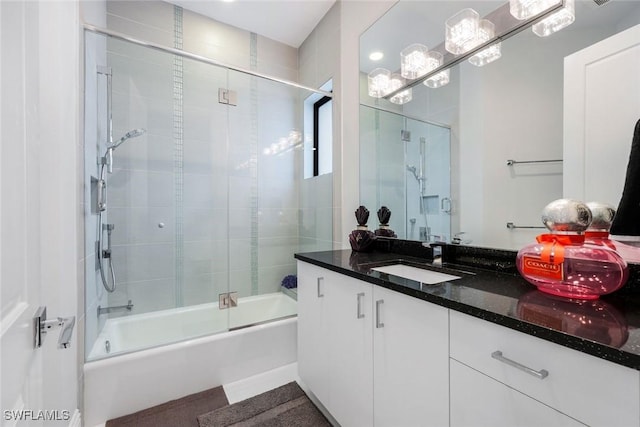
xmin=83 ymin=292 xmax=297 ymax=426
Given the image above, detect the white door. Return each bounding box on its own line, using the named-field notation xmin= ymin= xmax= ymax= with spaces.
xmin=325 ymin=274 xmax=373 ymax=427
xmin=564 ymin=24 xmax=640 ymax=205
xmin=1 ymin=1 xmax=80 ymax=426
xmin=373 ymin=286 xmax=449 ymax=427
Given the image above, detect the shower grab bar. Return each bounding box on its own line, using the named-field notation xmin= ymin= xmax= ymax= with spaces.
xmin=98 ymin=300 xmax=133 ymax=316
xmin=506 ymin=222 xmax=545 ymax=230
xmin=506 ymin=159 xmax=563 ymax=166
xmin=83 ymin=24 xmax=333 ymax=99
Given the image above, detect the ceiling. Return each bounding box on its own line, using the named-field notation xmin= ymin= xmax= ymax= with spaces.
xmin=169 ymin=0 xmax=336 ymax=48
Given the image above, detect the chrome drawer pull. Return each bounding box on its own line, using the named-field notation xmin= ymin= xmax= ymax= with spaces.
xmin=375 ymin=299 xmax=384 ymax=328
xmin=491 ymin=351 xmax=549 ymax=380
xmin=357 ymin=292 xmax=365 ymax=319
xmin=317 ymin=277 xmax=324 ymax=298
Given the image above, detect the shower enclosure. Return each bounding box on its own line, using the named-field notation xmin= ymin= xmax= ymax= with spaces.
xmin=360 ymin=105 xmax=451 ymax=242
xmin=83 ymin=28 xmax=332 ymax=361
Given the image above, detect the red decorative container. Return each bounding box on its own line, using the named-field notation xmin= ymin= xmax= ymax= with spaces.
xmin=585 ymin=202 xmax=640 ymax=264
xmin=516 ymin=199 xmax=629 ymax=300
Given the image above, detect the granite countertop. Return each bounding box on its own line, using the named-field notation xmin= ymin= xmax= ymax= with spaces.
xmin=294 ymin=246 xmax=640 ymax=371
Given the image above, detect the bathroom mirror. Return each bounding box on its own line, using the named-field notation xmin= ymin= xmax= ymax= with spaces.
xmin=359 ymin=0 xmax=640 ymax=250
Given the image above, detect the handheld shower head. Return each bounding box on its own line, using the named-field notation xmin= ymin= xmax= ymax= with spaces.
xmin=110 ymin=128 xmax=146 ymax=149
xmin=102 ymin=128 xmax=147 ymax=174
xmin=406 ymin=165 xmax=420 ymax=181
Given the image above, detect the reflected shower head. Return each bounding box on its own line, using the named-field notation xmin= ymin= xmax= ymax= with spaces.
xmin=406 ymin=165 xmax=420 ymax=181
xmin=110 ymin=128 xmax=146 ymax=150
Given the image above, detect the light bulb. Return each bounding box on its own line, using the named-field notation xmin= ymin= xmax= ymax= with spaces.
xmin=532 ymin=0 xmax=575 ymax=37
xmin=388 ymin=74 xmax=413 ymax=105
xmin=509 ymin=0 xmax=560 ymax=20
xmin=469 ymin=20 xmax=502 ymax=67
xmin=424 ymin=69 xmax=450 ymax=89
xmin=400 ymin=44 xmax=430 ymax=79
xmin=368 ymin=68 xmax=391 ymax=98
xmin=445 ymin=8 xmax=481 ymax=55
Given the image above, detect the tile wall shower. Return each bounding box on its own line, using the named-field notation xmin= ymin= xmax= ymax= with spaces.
xmin=83 ymin=1 xmax=333 ymax=357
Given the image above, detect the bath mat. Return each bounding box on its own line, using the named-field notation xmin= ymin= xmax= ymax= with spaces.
xmin=106 ymin=386 xmax=228 ymax=427
xmin=197 ymin=381 xmax=331 ymax=427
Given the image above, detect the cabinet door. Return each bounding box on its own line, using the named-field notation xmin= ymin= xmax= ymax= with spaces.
xmin=325 ymin=273 xmax=374 ymax=427
xmin=451 ymin=360 xmax=585 ymax=427
xmin=373 ymin=286 xmax=449 ymax=427
xmin=297 ymin=261 xmax=330 ymax=407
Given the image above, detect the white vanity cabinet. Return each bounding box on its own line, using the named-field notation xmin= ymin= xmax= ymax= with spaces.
xmin=373 ymin=285 xmax=449 ymax=427
xmin=450 ymin=359 xmax=584 ymax=427
xmin=297 ymin=261 xmax=449 ymax=427
xmin=450 ymin=310 xmax=640 ymax=427
xmin=297 ymin=261 xmax=374 ymax=427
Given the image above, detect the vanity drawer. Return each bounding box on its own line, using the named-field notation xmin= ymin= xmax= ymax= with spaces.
xmin=450 ymin=310 xmax=640 ymax=427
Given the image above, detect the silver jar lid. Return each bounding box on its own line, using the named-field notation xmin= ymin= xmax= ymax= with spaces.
xmin=586 ymin=202 xmax=616 ymax=231
xmin=541 ymin=199 xmax=592 ymax=232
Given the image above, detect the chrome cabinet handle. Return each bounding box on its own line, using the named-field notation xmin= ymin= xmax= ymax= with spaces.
xmin=376 ymin=299 xmax=384 ymax=328
xmin=317 ymin=277 xmax=324 ymax=298
xmin=491 ymin=351 xmax=549 ymax=380
xmin=357 ymin=292 xmax=365 ymax=319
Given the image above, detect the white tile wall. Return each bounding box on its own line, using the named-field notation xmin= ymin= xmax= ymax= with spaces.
xmin=82 ymin=1 xmax=317 ymax=341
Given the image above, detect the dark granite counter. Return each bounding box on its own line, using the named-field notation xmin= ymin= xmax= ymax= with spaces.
xmin=294 ymin=246 xmax=640 ymax=371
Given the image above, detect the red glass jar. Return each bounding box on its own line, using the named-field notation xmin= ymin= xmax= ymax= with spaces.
xmin=516 ymin=199 xmax=629 ymax=300
xmin=585 ymin=202 xmax=640 ymax=264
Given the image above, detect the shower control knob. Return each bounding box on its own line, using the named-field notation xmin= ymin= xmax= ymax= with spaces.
xmin=158 ymin=222 xmax=165 ymax=228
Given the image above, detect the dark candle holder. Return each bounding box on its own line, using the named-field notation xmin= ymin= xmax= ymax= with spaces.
xmin=374 ymin=206 xmax=397 ymax=238
xmin=349 ymin=206 xmax=376 ymax=252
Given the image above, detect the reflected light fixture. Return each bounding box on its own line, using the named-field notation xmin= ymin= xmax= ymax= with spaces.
xmin=509 ymin=0 xmax=559 ymax=20
xmin=422 ymin=51 xmax=450 ymax=88
xmin=469 ymin=20 xmax=502 ymax=66
xmin=424 ymin=69 xmax=450 ymax=89
xmin=445 ymin=8 xmax=481 ymax=55
xmin=369 ymin=51 xmax=384 ymax=61
xmin=389 ymin=74 xmax=412 ymax=104
xmin=400 ymin=43 xmax=429 ymax=79
xmin=532 ymin=0 xmax=575 ymax=37
xmin=368 ymin=68 xmax=391 ymax=98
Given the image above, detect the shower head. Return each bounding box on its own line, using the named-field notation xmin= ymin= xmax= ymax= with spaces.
xmin=110 ymin=128 xmax=146 ymax=150
xmin=406 ymin=165 xmax=420 ymax=181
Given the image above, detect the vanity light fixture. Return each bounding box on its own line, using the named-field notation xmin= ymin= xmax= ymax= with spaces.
xmin=389 ymin=74 xmax=413 ymax=104
xmin=377 ymin=0 xmax=569 ymax=102
xmin=445 ymin=8 xmax=481 ymax=55
xmin=400 ymin=43 xmax=430 ymax=79
xmin=368 ymin=68 xmax=391 ymax=98
xmin=469 ymin=20 xmax=502 ymax=66
xmin=369 ymin=51 xmax=384 ymax=61
xmin=532 ymin=0 xmax=575 ymax=37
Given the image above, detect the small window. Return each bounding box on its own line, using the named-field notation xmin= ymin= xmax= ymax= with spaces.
xmin=313 ymin=96 xmax=332 ymax=177
xmin=304 ymin=79 xmax=333 ymax=179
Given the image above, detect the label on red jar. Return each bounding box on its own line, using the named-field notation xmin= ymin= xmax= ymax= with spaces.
xmin=522 ymin=256 xmax=564 ymax=281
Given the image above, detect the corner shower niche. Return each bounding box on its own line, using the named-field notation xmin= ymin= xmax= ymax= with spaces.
xmin=83 ymin=24 xmax=331 ymax=361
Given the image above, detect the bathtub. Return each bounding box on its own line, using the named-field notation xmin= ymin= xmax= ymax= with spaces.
xmin=83 ymin=292 xmax=297 ymax=426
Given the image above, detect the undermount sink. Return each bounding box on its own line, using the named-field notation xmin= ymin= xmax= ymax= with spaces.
xmin=371 ymin=264 xmax=461 ymax=284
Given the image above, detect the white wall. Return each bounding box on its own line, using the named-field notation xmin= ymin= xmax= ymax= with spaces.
xmin=458 ymin=27 xmax=626 ymax=250
xmin=338 ymin=0 xmax=397 ymax=246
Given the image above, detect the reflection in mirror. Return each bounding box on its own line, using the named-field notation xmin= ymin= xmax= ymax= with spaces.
xmin=360 ymin=106 xmax=451 ymax=242
xmin=359 ymin=0 xmax=640 ymax=250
